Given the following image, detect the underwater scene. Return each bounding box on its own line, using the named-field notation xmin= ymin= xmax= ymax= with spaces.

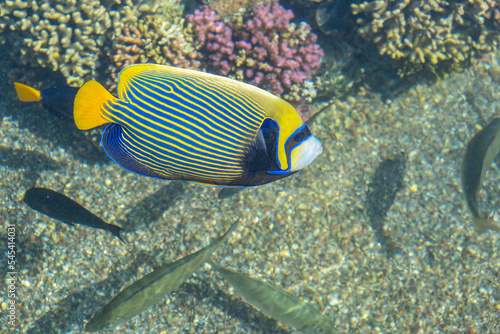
xmin=1 ymin=0 xmax=500 ymax=333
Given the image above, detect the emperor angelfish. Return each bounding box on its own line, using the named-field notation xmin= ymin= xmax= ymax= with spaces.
xmin=74 ymin=64 xmax=322 ymax=186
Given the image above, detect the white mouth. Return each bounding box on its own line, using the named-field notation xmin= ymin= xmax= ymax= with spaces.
xmin=290 ymin=136 xmax=322 ymax=171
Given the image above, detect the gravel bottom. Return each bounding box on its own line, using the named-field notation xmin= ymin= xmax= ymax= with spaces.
xmin=1 ymin=54 xmax=500 ymax=334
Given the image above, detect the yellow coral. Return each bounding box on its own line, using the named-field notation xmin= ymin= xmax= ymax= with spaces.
xmin=352 ymin=0 xmax=500 ymax=76
xmin=202 ymin=0 xmax=277 ymax=24
xmin=0 ymin=0 xmax=193 ymax=86
xmin=106 ymin=5 xmax=202 ymax=90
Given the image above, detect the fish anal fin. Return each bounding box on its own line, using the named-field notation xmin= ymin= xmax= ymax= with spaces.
xmin=473 ymin=216 xmax=500 ymax=235
xmin=14 ymin=82 xmax=41 ymax=102
xmin=102 ymin=124 xmax=171 ymax=180
xmin=74 ymin=80 xmax=114 ymax=130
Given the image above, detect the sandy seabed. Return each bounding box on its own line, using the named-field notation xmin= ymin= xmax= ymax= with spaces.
xmin=0 ymin=55 xmax=499 ymax=334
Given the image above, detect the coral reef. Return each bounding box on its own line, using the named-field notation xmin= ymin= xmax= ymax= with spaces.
xmin=202 ymin=0 xmax=274 ymax=23
xmin=0 ymin=0 xmax=147 ymax=85
xmin=185 ymin=6 xmax=235 ymax=76
xmin=186 ymin=2 xmax=324 ymax=102
xmin=351 ymin=0 xmax=500 ymax=77
xmin=0 ymin=0 xmax=322 ymax=106
xmin=107 ymin=12 xmax=202 ymax=90
xmin=0 ymin=0 xmax=196 ymax=87
xmin=235 ymin=2 xmax=323 ymax=96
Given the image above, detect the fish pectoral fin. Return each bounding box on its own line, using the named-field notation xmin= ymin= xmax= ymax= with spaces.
xmin=254 ymin=128 xmax=268 ymax=156
xmin=102 ymin=124 xmax=171 ymax=180
xmin=14 ymin=82 xmax=41 ymax=102
xmin=74 ymin=80 xmax=113 ymax=130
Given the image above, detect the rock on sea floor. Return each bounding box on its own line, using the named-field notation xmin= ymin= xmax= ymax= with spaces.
xmin=1 ymin=59 xmax=500 ymax=333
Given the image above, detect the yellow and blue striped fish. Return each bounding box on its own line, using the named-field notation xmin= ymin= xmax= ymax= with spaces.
xmin=74 ymin=64 xmax=322 ymax=186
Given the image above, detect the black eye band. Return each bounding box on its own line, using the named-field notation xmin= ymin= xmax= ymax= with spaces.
xmin=293 ymin=131 xmax=305 ymax=143
xmin=292 ymin=126 xmax=311 ymax=143
xmin=285 ymin=125 xmax=311 ymax=163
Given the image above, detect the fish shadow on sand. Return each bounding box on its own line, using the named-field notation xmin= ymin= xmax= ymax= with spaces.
xmin=0 ymin=147 xmax=61 ymax=184
xmin=364 ymin=151 xmax=406 ymax=257
xmin=123 ymin=181 xmax=186 ymax=230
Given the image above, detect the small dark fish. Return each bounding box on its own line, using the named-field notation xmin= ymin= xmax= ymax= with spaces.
xmin=316 ymin=0 xmax=355 ymax=34
xmin=462 ymin=118 xmax=500 ymax=234
xmin=85 ymin=219 xmax=239 ymax=332
xmin=210 ymin=260 xmax=336 ymax=334
xmin=23 ymin=187 xmax=124 ymax=242
xmin=14 ymin=82 xmax=78 ymax=121
xmin=365 ymin=151 xmax=406 ymax=256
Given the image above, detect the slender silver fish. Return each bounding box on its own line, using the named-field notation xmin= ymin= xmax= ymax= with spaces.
xmin=210 ymin=260 xmax=336 ymax=334
xmin=462 ymin=118 xmax=500 ymax=234
xmin=85 ymin=220 xmax=239 ymax=332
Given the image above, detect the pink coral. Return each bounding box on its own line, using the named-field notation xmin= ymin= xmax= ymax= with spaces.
xmin=186 ymin=6 xmax=235 ymax=76
xmin=186 ymin=3 xmax=323 ymax=95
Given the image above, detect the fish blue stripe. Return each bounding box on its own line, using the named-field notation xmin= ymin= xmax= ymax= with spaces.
xmin=134 ymin=73 xmax=265 ymax=128
xmin=103 ymin=124 xmax=243 ymax=180
xmin=124 ymin=79 xmax=254 ymax=145
xmin=120 ymin=128 xmax=242 ymax=172
xmin=112 ymin=100 xmax=244 ymax=159
xmin=118 ymin=134 xmax=243 ymax=180
xmin=132 ymin=70 xmax=266 ymax=125
xmin=127 ymin=75 xmax=262 ymax=138
xmin=183 ymin=75 xmax=267 ymax=123
xmin=104 ymin=96 xmax=246 ymax=158
xmin=131 ymin=75 xmax=258 ymax=130
xmin=102 ymin=102 xmax=248 ymax=179
xmin=102 ymin=124 xmax=171 ymax=179
xmin=103 ymin=102 xmax=245 ymax=166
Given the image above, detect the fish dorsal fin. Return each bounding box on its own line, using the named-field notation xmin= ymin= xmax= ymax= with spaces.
xmin=74 ymin=80 xmax=114 ymax=130
xmin=116 ymin=64 xmax=151 ymax=99
xmin=14 ymin=82 xmax=41 ymax=102
xmin=101 ymin=124 xmax=172 ymax=180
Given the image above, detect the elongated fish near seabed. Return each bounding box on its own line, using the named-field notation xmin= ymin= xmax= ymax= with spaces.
xmin=14 ymin=82 xmax=78 ymax=121
xmin=23 ymin=187 xmax=124 ymax=242
xmin=462 ymin=118 xmax=500 ymax=234
xmin=210 ymin=260 xmax=336 ymax=334
xmin=73 ymin=64 xmax=322 ymax=187
xmin=85 ymin=219 xmax=240 ymax=332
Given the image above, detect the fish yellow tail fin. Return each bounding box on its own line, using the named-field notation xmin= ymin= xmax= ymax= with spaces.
xmin=473 ymin=217 xmax=500 ymax=235
xmin=74 ymin=80 xmax=114 ymax=130
xmin=14 ymin=82 xmax=41 ymax=102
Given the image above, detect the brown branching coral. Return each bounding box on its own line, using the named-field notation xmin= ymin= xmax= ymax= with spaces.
xmin=106 ymin=13 xmax=202 ymax=91
xmin=107 ymin=26 xmax=146 ymax=90
xmin=351 ymin=0 xmax=500 ymax=77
